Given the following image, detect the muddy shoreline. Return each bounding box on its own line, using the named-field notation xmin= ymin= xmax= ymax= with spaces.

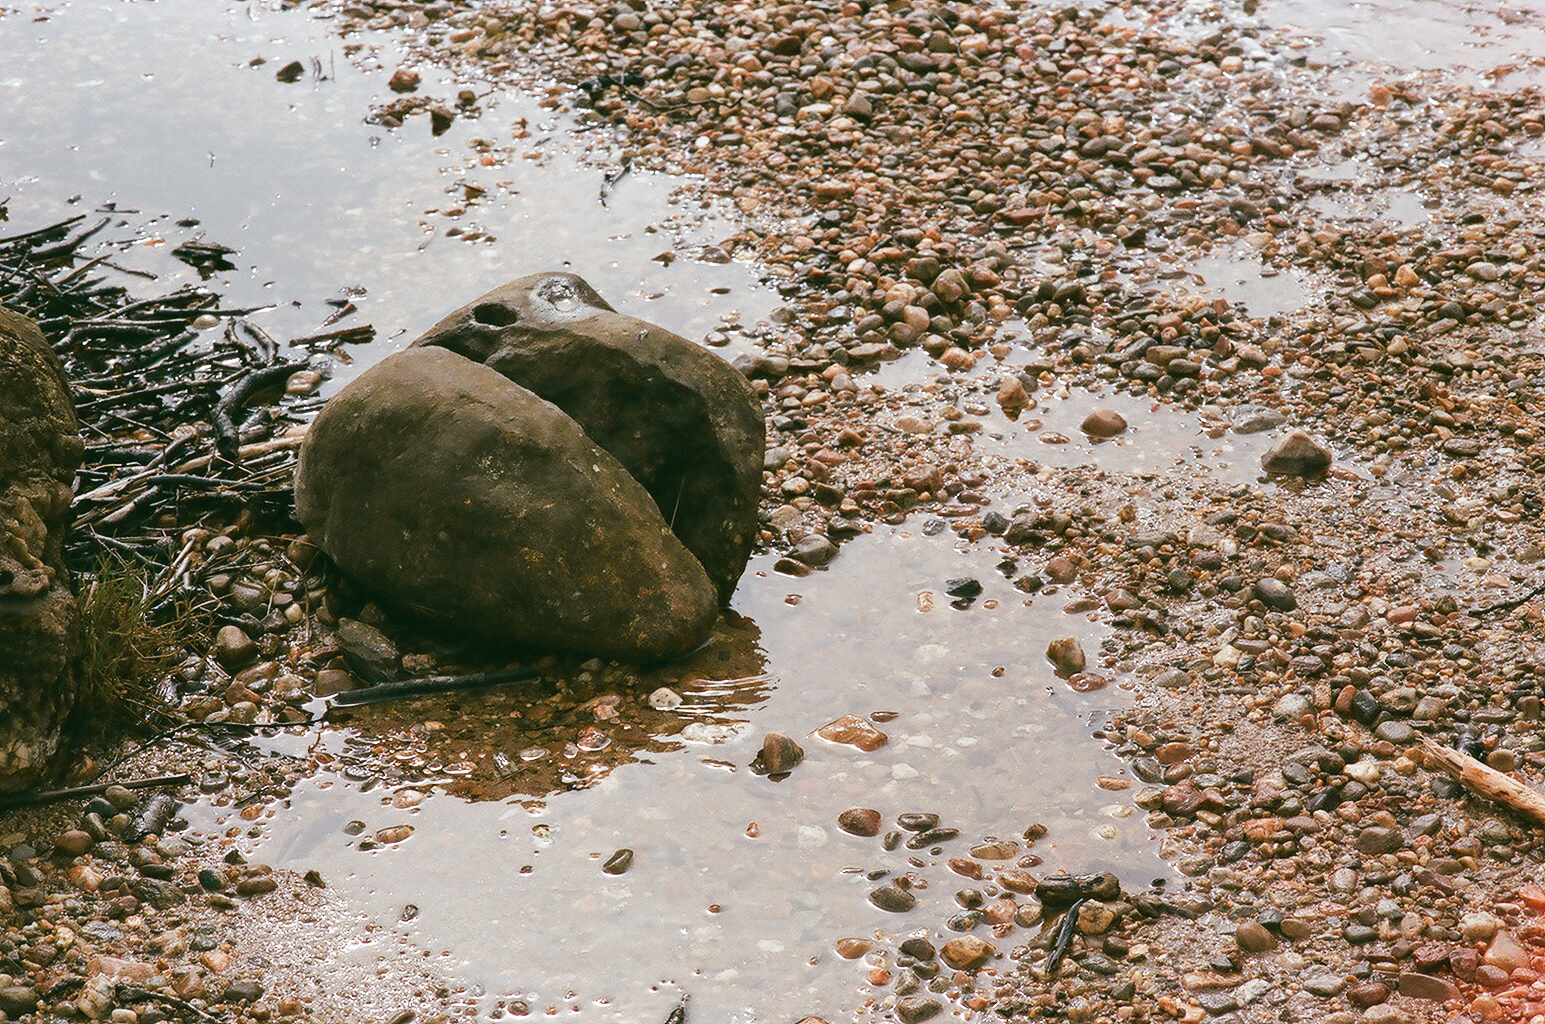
xmin=4 ymin=0 xmax=1545 ymax=1022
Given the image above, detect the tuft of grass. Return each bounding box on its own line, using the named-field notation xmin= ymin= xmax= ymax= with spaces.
xmin=71 ymin=554 xmax=185 ymax=743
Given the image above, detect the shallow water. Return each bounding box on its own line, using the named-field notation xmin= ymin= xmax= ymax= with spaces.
xmin=200 ymin=531 xmax=1163 ymax=1022
xmin=0 ymin=0 xmax=774 ymax=380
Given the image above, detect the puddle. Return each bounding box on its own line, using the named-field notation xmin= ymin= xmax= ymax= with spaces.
xmin=0 ymin=0 xmax=775 ymax=383
xmin=1170 ymin=253 xmax=1314 ymax=321
xmin=865 ymin=349 xmax=1284 ymax=488
xmin=189 ymin=530 xmax=1170 ymax=1022
xmin=1308 ymin=188 xmax=1431 ymax=228
xmin=1258 ymin=0 xmax=1545 ymax=88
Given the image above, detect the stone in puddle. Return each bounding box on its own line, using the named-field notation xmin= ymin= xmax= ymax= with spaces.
xmin=412 ymin=272 xmax=764 ymax=603
xmin=894 ymin=996 xmax=941 ymax=1024
xmin=1261 ymin=430 xmax=1333 ymax=475
xmin=1080 ymin=407 xmax=1127 ymax=437
xmin=815 ymin=714 xmax=888 ymax=751
xmin=869 ymin=884 xmax=916 ymax=912
xmin=837 ymin=808 xmax=882 ymax=836
xmin=834 ymin=938 xmax=871 ymax=959
xmin=749 ymin=733 xmax=803 ymax=776
xmin=1045 ymin=636 xmax=1086 ymax=677
xmin=296 ymin=346 xmax=718 ymax=662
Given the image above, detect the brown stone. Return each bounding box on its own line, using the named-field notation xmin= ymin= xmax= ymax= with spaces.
xmin=750 ymin=733 xmax=803 ymax=775
xmin=940 ymin=936 xmax=994 ymax=971
xmin=1155 ymin=742 xmax=1194 ymax=765
xmin=1080 ymin=407 xmax=1128 ymax=437
xmin=1235 ymin=921 xmax=1277 ymax=953
xmin=837 ymin=808 xmax=882 ymax=836
xmin=1346 ymin=981 xmax=1390 ymax=1007
xmin=1397 ymin=973 xmax=1460 ymax=1002
xmin=814 ymin=714 xmax=888 ymax=751
xmin=834 ymin=938 xmax=871 ymax=959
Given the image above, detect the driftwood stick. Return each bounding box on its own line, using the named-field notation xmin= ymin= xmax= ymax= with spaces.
xmin=0 ymin=773 xmax=192 ymax=810
xmin=1421 ymin=737 xmax=1545 ymax=827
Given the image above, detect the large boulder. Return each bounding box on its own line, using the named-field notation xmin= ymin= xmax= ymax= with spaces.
xmin=0 ymin=307 xmax=84 ymax=792
xmin=295 ymin=346 xmax=719 ymax=661
xmin=412 ymin=273 xmax=764 ymax=603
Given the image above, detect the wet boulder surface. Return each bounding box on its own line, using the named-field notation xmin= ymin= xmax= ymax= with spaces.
xmin=295 ymin=345 xmax=719 ymax=662
xmin=412 ymin=272 xmax=764 ymax=603
xmin=0 ymin=306 xmax=84 ymax=792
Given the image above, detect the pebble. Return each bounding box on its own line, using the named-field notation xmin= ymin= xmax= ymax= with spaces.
xmin=602 ymin=849 xmax=633 ymax=874
xmin=1303 ymin=973 xmax=1347 ymax=997
xmin=1397 ymin=973 xmax=1460 ymax=1001
xmin=1252 ymin=578 xmax=1297 ymax=612
xmin=939 ymin=936 xmax=994 ymax=971
xmin=1080 ymin=408 xmax=1127 ymax=437
xmin=869 ymin=885 xmax=916 ymax=913
xmin=1261 ymin=431 xmax=1333 ymax=475
xmin=837 ymin=808 xmax=882 ymax=837
xmin=211 ymin=625 xmax=257 ymax=670
xmin=1234 ymin=921 xmax=1277 ymax=953
xmin=750 ymin=733 xmax=804 ymax=776
xmin=1045 ymin=636 xmax=1086 ymax=677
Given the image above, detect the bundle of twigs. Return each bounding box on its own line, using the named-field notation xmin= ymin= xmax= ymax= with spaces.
xmin=0 ymin=212 xmax=370 ymax=615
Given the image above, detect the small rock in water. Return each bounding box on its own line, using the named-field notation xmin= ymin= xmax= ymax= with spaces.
xmin=1231 ymin=405 xmax=1286 ymax=434
xmin=750 ymin=733 xmax=804 ymax=776
xmin=791 ymin=534 xmax=838 ymax=566
xmin=374 ymin=825 xmax=414 ymax=844
xmin=647 ymin=687 xmax=683 ymax=710
xmin=869 ymin=884 xmax=916 ymax=913
xmin=897 ymin=812 xmax=940 ymax=832
xmin=837 ymin=808 xmax=882 ymax=836
xmin=1261 ymin=430 xmax=1332 ymax=475
xmin=1045 ymin=636 xmax=1086 ymax=677
xmin=834 ymin=937 xmax=871 ymax=960
xmin=387 ymin=67 xmax=421 ymax=92
xmin=602 ymin=849 xmax=633 ymax=875
xmin=815 ymin=714 xmax=888 ymax=751
xmin=1080 ymin=408 xmax=1127 ymax=437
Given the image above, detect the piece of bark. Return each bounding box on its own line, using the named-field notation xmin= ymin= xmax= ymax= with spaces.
xmin=1421 ymin=737 xmax=1545 ymax=827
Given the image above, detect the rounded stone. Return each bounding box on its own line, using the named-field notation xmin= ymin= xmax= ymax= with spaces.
xmin=1253 ymin=578 xmax=1297 ymax=611
xmin=296 ymin=346 xmax=718 ymax=662
xmin=1080 ymin=407 xmax=1127 ymax=437
xmin=837 ymin=808 xmax=882 ymax=837
xmin=54 ymin=829 xmax=95 ymax=857
xmin=939 ymin=936 xmax=994 ymax=970
xmin=1235 ymin=920 xmax=1277 ymax=953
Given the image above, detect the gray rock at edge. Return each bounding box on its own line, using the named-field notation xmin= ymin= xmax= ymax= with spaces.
xmin=295 ymin=346 xmax=718 ymax=662
xmin=1261 ymin=430 xmax=1333 ymax=476
xmin=0 ymin=306 xmax=84 ymax=793
xmin=412 ymin=273 xmax=764 ymax=603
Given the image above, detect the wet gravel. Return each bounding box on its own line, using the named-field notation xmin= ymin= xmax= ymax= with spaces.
xmin=7 ymin=0 xmax=1545 ymax=1020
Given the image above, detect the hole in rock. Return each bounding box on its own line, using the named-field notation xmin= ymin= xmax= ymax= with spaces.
xmin=472 ymin=303 xmax=520 ymax=327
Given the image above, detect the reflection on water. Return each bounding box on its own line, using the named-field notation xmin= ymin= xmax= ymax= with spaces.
xmin=863 ymin=349 xmax=1282 ymax=486
xmin=0 ymin=0 xmax=774 ymax=384
xmin=196 ymin=530 xmax=1171 ymax=1023
xmin=1260 ymin=0 xmax=1545 ymax=89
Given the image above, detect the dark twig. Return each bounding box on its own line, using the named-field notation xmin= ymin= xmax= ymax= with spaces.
xmin=329 ymin=665 xmax=543 ymax=707
xmin=0 ymin=773 xmax=192 ymax=810
xmin=1469 ymin=581 xmax=1545 ymax=618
